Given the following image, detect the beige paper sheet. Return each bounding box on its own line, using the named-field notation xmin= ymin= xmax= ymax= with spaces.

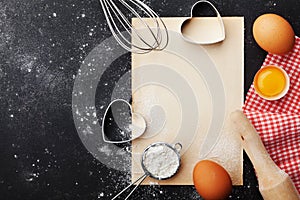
xmin=132 ymin=17 xmax=244 ymax=185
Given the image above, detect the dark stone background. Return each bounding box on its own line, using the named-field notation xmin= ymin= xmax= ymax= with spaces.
xmin=1 ymin=0 xmax=299 ymax=199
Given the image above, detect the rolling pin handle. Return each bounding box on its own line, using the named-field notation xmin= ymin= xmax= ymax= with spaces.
xmin=230 ymin=110 xmax=300 ymax=200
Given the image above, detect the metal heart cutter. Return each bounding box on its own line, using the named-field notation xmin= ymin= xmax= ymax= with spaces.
xmin=102 ymin=99 xmax=146 ymax=144
xmin=181 ymin=0 xmax=225 ymax=45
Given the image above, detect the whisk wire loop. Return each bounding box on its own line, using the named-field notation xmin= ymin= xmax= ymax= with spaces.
xmin=100 ymin=0 xmax=132 ymax=52
xmin=106 ymin=0 xmax=136 ymax=48
xmin=120 ymin=0 xmax=162 ymax=49
xmin=110 ymin=0 xmax=157 ymax=51
xmin=99 ymin=0 xmax=169 ymax=53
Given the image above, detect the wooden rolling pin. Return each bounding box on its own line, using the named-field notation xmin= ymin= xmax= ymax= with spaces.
xmin=230 ymin=110 xmax=300 ymax=200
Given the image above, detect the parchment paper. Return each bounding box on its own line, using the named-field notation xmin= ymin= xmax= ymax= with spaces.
xmin=132 ymin=17 xmax=244 ymax=185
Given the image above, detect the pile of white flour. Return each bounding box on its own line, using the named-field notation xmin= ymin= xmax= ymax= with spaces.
xmin=143 ymin=144 xmax=180 ymax=179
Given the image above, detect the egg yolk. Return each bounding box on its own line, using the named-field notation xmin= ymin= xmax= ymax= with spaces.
xmin=254 ymin=66 xmax=286 ymax=97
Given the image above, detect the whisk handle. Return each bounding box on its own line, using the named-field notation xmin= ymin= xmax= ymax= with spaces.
xmin=125 ymin=174 xmax=148 ymax=200
xmin=111 ymin=173 xmax=148 ymax=200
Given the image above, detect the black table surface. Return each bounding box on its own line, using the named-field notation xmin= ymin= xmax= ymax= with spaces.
xmin=1 ymin=0 xmax=300 ymax=199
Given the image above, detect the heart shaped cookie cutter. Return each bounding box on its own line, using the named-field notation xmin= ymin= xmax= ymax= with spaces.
xmin=102 ymin=99 xmax=146 ymax=144
xmin=181 ymin=0 xmax=225 ymax=44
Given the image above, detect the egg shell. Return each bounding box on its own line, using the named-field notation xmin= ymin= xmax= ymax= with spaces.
xmin=253 ymin=13 xmax=295 ymax=55
xmin=193 ymin=160 xmax=232 ymax=200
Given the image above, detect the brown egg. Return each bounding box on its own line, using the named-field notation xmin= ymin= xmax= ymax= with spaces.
xmin=193 ymin=160 xmax=232 ymax=200
xmin=253 ymin=13 xmax=295 ymax=55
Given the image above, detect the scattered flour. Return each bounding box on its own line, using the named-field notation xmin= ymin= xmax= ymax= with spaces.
xmin=97 ymin=145 xmax=112 ymax=156
xmin=0 ymin=2 xmax=14 ymax=50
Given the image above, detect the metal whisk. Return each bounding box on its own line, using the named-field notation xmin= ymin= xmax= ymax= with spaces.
xmin=99 ymin=0 xmax=169 ymax=54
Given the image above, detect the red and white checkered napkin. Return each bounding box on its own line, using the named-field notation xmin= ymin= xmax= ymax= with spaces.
xmin=243 ymin=37 xmax=300 ymax=192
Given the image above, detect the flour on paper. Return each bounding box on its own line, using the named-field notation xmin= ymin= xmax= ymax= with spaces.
xmin=132 ymin=17 xmax=244 ymax=185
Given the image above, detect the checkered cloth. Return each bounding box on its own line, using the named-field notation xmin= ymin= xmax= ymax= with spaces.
xmin=243 ymin=37 xmax=300 ymax=193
